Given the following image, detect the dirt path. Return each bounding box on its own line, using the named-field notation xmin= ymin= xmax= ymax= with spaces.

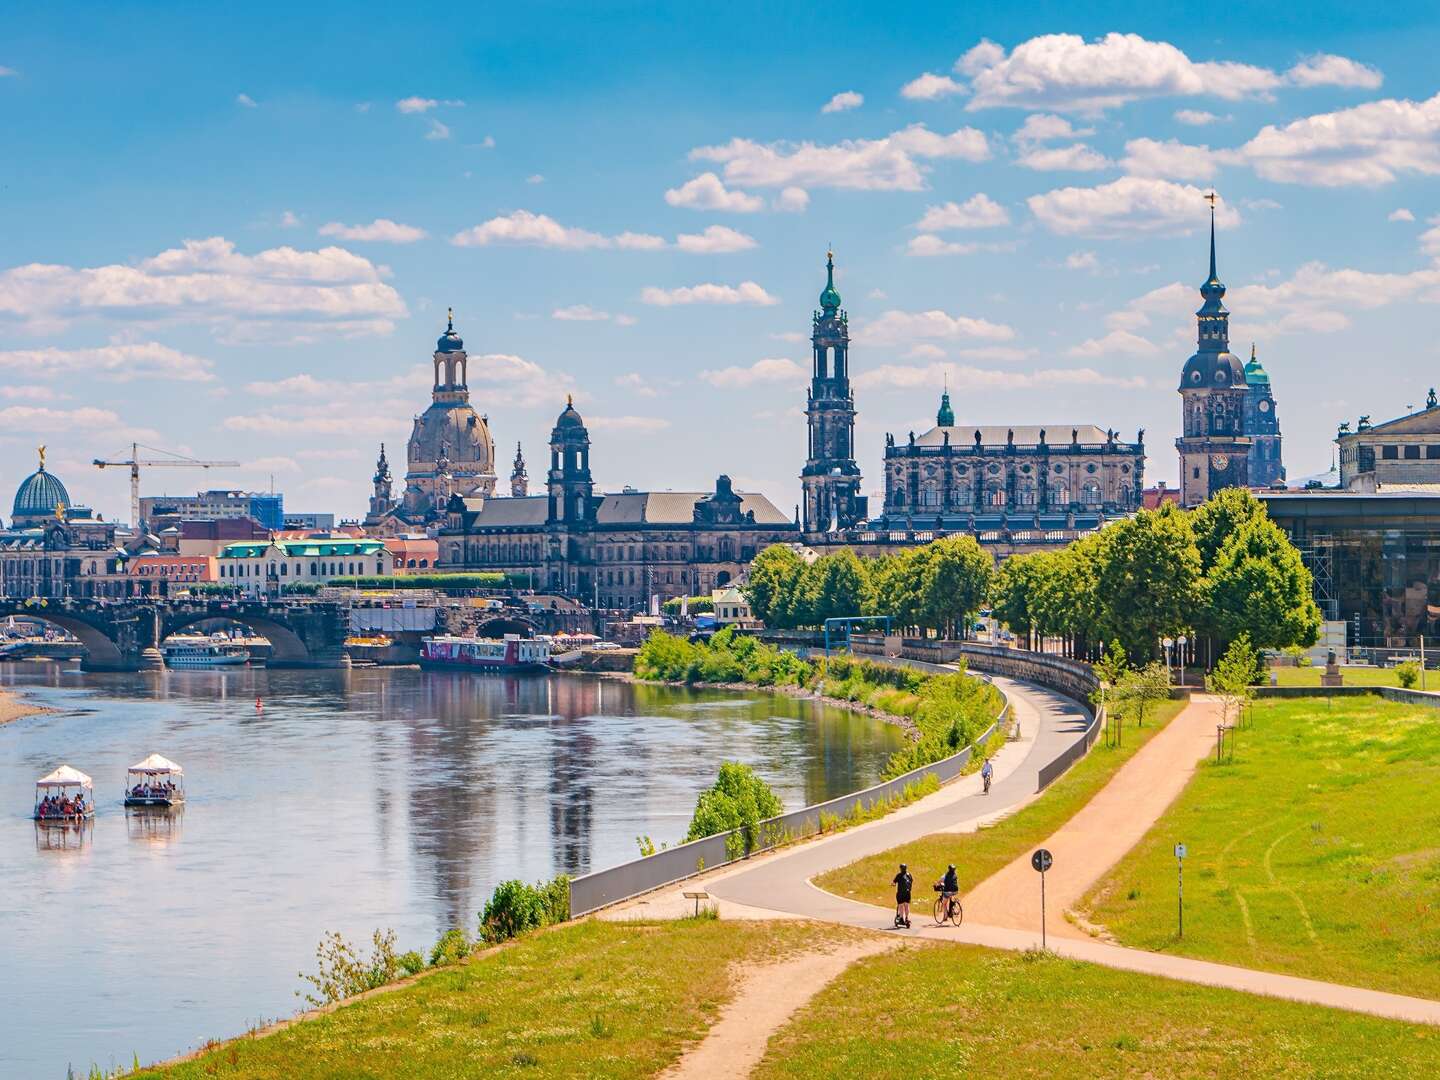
xmin=961 ymin=694 xmax=1223 ymax=940
xmin=660 ymin=936 xmax=899 ymax=1079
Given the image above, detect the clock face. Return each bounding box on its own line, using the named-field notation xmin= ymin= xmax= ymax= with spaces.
xmin=1211 ymin=454 xmax=1229 ymax=471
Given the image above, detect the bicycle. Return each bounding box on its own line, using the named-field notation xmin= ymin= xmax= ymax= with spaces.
xmin=932 ymin=887 xmax=964 ymax=926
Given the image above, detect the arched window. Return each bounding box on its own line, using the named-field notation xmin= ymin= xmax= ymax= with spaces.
xmin=280 ymin=563 xmax=288 ymax=576
xmin=919 ymin=483 xmax=940 ymax=508
xmin=987 ymin=487 xmax=1006 ymax=507
xmin=1051 ymin=485 xmax=1069 ymax=507
xmin=310 ymin=562 xmax=318 ymax=575
xmin=1081 ymin=481 xmax=1102 ymax=505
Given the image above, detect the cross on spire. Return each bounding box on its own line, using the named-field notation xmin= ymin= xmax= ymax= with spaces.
xmin=1204 ymin=191 xmax=1218 ymax=281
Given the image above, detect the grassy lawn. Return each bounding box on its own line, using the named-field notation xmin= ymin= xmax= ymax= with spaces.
xmin=137 ymin=919 xmax=865 ymax=1079
xmin=1081 ymin=696 xmax=1440 ymax=999
xmin=754 ymin=942 xmax=1438 ymax=1079
xmin=1270 ymin=665 xmax=1421 ymax=688
xmin=813 ymin=698 xmax=1187 ymax=907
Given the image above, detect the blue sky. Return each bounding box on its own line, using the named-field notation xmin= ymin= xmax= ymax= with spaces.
xmin=3 ymin=1 xmax=1440 ymax=523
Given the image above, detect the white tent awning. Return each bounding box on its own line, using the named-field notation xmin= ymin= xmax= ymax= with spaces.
xmin=128 ymin=753 xmax=183 ymax=776
xmin=36 ymin=765 xmax=93 ymax=788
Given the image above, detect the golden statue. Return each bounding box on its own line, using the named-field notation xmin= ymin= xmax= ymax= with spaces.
xmin=54 ymin=501 xmax=66 ymax=523
xmin=37 ymin=445 xmax=46 ymax=470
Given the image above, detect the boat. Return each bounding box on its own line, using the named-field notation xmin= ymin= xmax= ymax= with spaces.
xmin=420 ymin=634 xmax=550 ymax=672
xmin=33 ymin=765 xmax=95 ymax=822
xmin=162 ymin=637 xmax=250 ymax=668
xmin=124 ymin=753 xmax=185 ymax=807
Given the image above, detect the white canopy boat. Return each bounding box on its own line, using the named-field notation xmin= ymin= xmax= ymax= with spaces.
xmin=124 ymin=753 xmax=185 ymax=807
xmin=33 ymin=765 xmax=95 ymax=821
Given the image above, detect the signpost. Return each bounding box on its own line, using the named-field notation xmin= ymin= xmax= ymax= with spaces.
xmin=1174 ymin=842 xmax=1187 ymax=938
xmin=1031 ymin=848 xmax=1053 ymax=950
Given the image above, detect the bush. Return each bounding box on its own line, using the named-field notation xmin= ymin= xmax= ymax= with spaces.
xmin=428 ymin=927 xmax=474 ymax=967
xmin=297 ymin=928 xmax=402 ymax=1007
xmin=398 ymin=950 xmax=425 ymax=976
xmin=333 ymin=572 xmax=524 ymax=592
xmin=1397 ymin=660 xmax=1421 ymax=689
xmin=479 ymin=874 xmax=571 ymax=943
xmin=661 ymin=595 xmax=715 ymax=616
xmin=685 ymin=761 xmax=784 ymax=861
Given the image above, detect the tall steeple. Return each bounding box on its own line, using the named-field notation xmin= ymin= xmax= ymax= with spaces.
xmin=800 ymin=248 xmax=864 ymax=533
xmin=366 ymin=443 xmax=395 ymax=524
xmin=510 ymin=441 xmax=529 ymax=497
xmin=1196 ymin=193 xmax=1230 ymax=354
xmin=936 ymin=375 xmax=954 ymax=427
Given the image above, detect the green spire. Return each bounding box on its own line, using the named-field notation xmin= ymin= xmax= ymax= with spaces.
xmin=818 ymin=248 xmax=841 ymax=312
xmin=1243 ymin=342 xmax=1269 ymax=386
xmin=936 ymin=377 xmax=954 ymax=426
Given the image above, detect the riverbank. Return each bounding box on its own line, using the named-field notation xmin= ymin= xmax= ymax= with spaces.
xmin=0 ymin=686 xmax=47 ymax=725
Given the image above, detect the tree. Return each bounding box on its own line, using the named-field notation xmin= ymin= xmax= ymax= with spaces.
xmin=872 ymin=547 xmax=926 ymax=632
xmin=989 ymin=553 xmax=1039 ymax=646
xmin=686 ymin=761 xmax=784 ymax=859
xmin=1207 ymin=633 xmax=1261 ymax=734
xmin=799 ymin=548 xmax=874 ymax=628
xmin=1094 ymin=504 xmax=1202 ymax=662
xmin=1203 ymin=517 xmax=1321 ymax=652
xmin=1190 ymin=488 xmax=1268 ymax=573
xmin=918 ymin=535 xmax=993 ymax=638
xmin=743 ymin=545 xmax=804 ymax=628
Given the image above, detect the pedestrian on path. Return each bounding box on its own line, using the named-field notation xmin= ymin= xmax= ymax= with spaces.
xmin=981 ymin=757 xmax=993 ymax=794
xmin=892 ymin=863 xmax=913 ymax=928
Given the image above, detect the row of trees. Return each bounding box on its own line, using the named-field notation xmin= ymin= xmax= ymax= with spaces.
xmin=743 ymin=489 xmax=1320 ymax=665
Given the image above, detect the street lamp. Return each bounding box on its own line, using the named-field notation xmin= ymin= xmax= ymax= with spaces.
xmin=1176 ymin=634 xmax=1189 ymax=686
xmin=1162 ymin=636 xmax=1175 ymax=685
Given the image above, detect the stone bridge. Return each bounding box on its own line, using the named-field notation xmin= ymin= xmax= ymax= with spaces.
xmin=0 ymin=598 xmax=349 ymax=671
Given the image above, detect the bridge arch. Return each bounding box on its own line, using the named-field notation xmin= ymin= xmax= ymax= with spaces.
xmin=162 ymin=611 xmax=313 ymax=666
xmin=0 ymin=610 xmax=127 ymax=669
xmin=474 ymin=616 xmax=537 ymax=638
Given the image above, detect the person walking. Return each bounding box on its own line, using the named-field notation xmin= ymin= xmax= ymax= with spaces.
xmin=892 ymin=863 xmax=913 ymax=928
xmin=981 ymin=757 xmax=993 ymax=794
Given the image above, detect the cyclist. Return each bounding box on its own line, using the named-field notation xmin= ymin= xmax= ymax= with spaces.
xmin=981 ymin=757 xmax=993 ymax=794
xmin=892 ymin=862 xmax=913 ymax=928
xmin=936 ymin=863 xmax=959 ymax=920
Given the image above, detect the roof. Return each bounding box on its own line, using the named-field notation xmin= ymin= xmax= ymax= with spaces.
xmin=464 ymin=496 xmax=551 ymax=528
xmin=129 ymin=753 xmax=183 ymax=775
xmin=1341 ymin=405 xmax=1440 ymax=439
xmin=595 ymin=491 xmax=791 ymax=525
xmin=13 ymin=467 xmax=71 ymax=518
xmin=217 ymin=539 xmax=387 ymax=559
xmin=36 ymin=765 xmax=92 ymax=788
xmin=913 ymin=424 xmax=1115 ymax=448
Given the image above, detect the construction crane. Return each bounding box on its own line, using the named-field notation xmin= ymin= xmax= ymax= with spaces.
xmin=93 ymin=443 xmax=240 ymax=530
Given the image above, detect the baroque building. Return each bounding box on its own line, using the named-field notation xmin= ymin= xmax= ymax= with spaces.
xmin=1336 ymin=391 xmax=1440 ymax=492
xmin=436 ymin=398 xmax=797 ymax=608
xmin=1242 ymin=344 xmax=1285 ymax=487
xmin=800 ymin=251 xmax=866 ymax=534
xmin=0 ymin=449 xmax=128 ymax=598
xmin=1177 ymin=201 xmax=1252 ymax=507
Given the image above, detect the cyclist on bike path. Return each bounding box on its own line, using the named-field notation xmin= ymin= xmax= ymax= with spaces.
xmin=937 ymin=863 xmax=959 ymax=908
xmin=981 ymin=757 xmax=993 ymax=793
xmin=892 ymin=863 xmax=913 ymax=928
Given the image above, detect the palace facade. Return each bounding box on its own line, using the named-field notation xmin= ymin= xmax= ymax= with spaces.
xmin=0 ymin=451 xmax=128 ymax=598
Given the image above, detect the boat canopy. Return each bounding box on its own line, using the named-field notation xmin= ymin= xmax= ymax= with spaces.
xmin=128 ymin=753 xmax=183 ymax=776
xmin=36 ymin=765 xmax=93 ymax=789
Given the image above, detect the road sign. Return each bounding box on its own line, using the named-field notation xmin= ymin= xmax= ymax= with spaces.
xmin=1031 ymin=848 xmax=1052 ymax=950
xmin=1175 ymin=843 xmax=1187 ymax=860
xmin=1031 ymin=848 xmax=1053 ymax=873
xmin=1175 ymin=842 xmax=1186 ymax=937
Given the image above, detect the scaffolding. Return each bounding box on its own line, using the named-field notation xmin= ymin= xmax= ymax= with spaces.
xmin=1293 ymin=532 xmax=1338 ymax=621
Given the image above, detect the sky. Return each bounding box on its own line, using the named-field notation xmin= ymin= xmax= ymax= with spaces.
xmin=3 ymin=1 xmax=1440 ymax=524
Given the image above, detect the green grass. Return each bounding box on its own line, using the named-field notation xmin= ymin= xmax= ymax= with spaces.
xmin=754 ymin=942 xmax=1439 ymax=1079
xmin=1270 ymin=665 xmax=1420 ymax=688
xmin=1081 ymin=696 xmax=1440 ymax=999
xmin=137 ymin=919 xmax=864 ymax=1079
xmin=813 ymin=699 xmax=1187 ymax=907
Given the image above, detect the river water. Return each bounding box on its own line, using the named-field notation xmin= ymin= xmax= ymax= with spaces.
xmin=0 ymin=662 xmax=904 ymax=1076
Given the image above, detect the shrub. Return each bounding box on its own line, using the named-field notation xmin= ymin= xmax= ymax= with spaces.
xmin=297 ymin=928 xmax=402 ymax=1007
xmin=479 ymin=874 xmax=570 ymax=943
xmin=398 ymin=950 xmax=425 ymax=976
xmin=685 ymin=761 xmax=784 ymax=852
xmin=428 ymin=927 xmax=474 ymax=967
xmin=1397 ymin=660 xmax=1421 ymax=689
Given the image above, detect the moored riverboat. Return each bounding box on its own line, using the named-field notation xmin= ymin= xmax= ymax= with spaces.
xmin=420 ymin=634 xmax=550 ymax=672
xmin=162 ymin=637 xmax=250 ymax=668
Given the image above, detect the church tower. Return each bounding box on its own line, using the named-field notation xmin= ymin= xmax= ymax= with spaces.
xmin=1176 ymin=199 xmax=1251 ymax=507
xmin=547 ymin=397 xmax=594 ymax=525
xmin=366 ymin=443 xmax=395 ymax=523
xmin=801 ymin=250 xmax=864 ymax=533
xmin=510 ymin=442 xmax=529 ymax=497
xmin=1242 ymin=344 xmax=1285 ymax=487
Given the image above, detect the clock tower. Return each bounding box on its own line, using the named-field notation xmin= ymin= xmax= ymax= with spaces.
xmin=1176 ymin=196 xmax=1251 ymax=507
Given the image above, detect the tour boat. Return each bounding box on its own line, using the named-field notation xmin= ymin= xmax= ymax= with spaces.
xmin=124 ymin=753 xmax=185 ymax=807
xmin=162 ymin=638 xmax=250 ymax=668
xmin=33 ymin=765 xmax=95 ymax=822
xmin=419 ymin=634 xmax=550 ymax=673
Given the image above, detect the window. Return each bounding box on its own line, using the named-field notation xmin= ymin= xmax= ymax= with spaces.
xmin=1081 ymin=481 xmax=1102 ymax=506
xmin=1382 ymin=445 xmax=1399 ymax=460
xmin=1405 ymin=445 xmax=1421 ymax=460
xmin=1428 ymin=446 xmax=1440 ymax=460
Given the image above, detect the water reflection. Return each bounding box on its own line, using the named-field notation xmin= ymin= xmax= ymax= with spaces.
xmin=0 ymin=663 xmax=904 ymax=1075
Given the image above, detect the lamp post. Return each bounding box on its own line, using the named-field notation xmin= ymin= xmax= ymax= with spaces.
xmin=1176 ymin=634 xmax=1189 ymax=686
xmin=1162 ymin=636 xmax=1174 ymax=685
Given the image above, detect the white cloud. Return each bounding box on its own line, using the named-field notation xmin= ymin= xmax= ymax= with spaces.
xmin=914 ymin=193 xmax=1010 ymax=230
xmin=855 ymin=361 xmax=1144 ymax=391
xmin=1016 ymin=144 xmax=1110 ymax=172
xmin=1390 ymin=208 xmax=1416 ymax=222
xmin=526 ymin=174 xmax=545 ymax=184
xmin=867 ymin=289 xmax=887 ymax=301
xmin=0 ymin=237 xmax=406 ymax=338
xmin=1239 ymin=91 xmax=1440 ymax=186
xmin=478 ymin=135 xmax=496 ymax=149
xmin=279 ymin=210 xmax=301 ymax=228
xmin=395 ymin=96 xmax=468 ymax=113
xmin=774 ymin=187 xmax=810 ymax=213
xmin=1120 ymin=137 xmax=1222 ymax=181
xmin=614 ymin=231 xmax=667 ymax=251
xmin=425 ymin=119 xmax=451 ymax=141
xmin=856 ymin=309 xmax=1015 ymax=344
xmin=0 ymin=343 xmax=217 ymax=382
xmin=906 ymin=344 xmax=946 ymax=360
xmin=0 ymin=66 xmax=18 ymax=78
xmin=614 ymin=313 xmax=638 ymax=326
xmin=906 ymin=236 xmax=1014 ymax=257
xmin=640 ymin=281 xmax=777 ymax=307
xmin=586 ymin=415 xmax=672 ymax=433
xmin=1028 ymin=177 xmax=1240 ymax=236
xmin=1065 ymin=251 xmax=1099 ymax=270
xmin=675 ymin=225 xmax=758 ymax=254
xmin=901 ymin=73 xmax=965 ymax=101
xmin=552 ymin=304 xmax=612 ymax=321
xmin=318 ymin=218 xmax=428 ymax=243
xmin=614 ymin=372 xmax=659 ymax=398
xmin=698 ymin=357 xmax=807 ymax=388
xmin=1066 ymin=328 xmax=1162 ymax=357
xmin=1174 ymin=109 xmax=1220 ymax=126
xmin=451 ymin=211 xmax=661 ymax=251
xmin=664 ymin=173 xmax=764 ymax=213
xmin=1286 ymin=54 xmax=1383 ymax=90
xmin=689 ymin=124 xmax=989 ymax=192
xmin=1013 ymin=114 xmax=1094 ymax=143
xmin=0 ymin=405 xmax=159 ymax=441
xmin=236 ymin=93 xmax=256 ymax=108
xmin=822 ymin=91 xmax=864 ymax=114
xmin=0 ymin=385 xmax=58 ymax=400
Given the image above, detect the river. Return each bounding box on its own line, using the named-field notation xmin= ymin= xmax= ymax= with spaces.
xmin=0 ymin=661 xmax=905 ymax=1076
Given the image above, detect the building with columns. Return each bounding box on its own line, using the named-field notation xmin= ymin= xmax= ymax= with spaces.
xmin=1177 ymin=204 xmax=1252 ymax=507
xmin=800 ymin=251 xmax=866 ymax=535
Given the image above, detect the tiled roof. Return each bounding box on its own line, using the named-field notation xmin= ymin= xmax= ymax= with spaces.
xmin=595 ymin=491 xmax=791 ymax=525
xmin=464 ymin=496 xmax=550 ymax=527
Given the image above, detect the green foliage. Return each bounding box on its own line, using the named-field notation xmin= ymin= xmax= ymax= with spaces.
xmin=743 ymin=545 xmax=806 ymax=627
xmin=297 ymin=928 xmax=403 ymax=1007
xmin=634 ymin=627 xmax=813 ymax=687
xmin=1189 ymin=487 xmax=1268 ymax=573
xmin=336 ymin=572 xmax=520 ymax=591
xmin=1093 ymin=638 xmax=1130 ymax=698
xmin=1094 ymin=504 xmax=1201 ymax=661
xmin=685 ymin=761 xmax=784 ymax=857
xmin=1202 ymin=516 xmax=1321 ymax=650
xmin=479 ymin=875 xmax=571 ymax=944
xmin=428 ymin=928 xmax=474 ymax=967
xmin=1109 ymin=662 xmax=1171 ymax=745
xmin=881 ymin=671 xmax=1004 ymax=779
xmin=1206 ymin=633 xmax=1262 ymax=728
xmin=916 ymin=534 xmax=993 ymax=637
xmin=635 ymin=834 xmax=656 ymax=857
xmin=398 ymin=951 xmax=425 ymax=977
xmin=1395 ymin=660 xmax=1421 ymax=688
xmin=661 ymin=595 xmax=714 ymax=615
xmin=797 ymin=547 xmax=874 ymax=628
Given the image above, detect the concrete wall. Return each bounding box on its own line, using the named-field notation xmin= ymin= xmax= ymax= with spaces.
xmin=852 ymin=635 xmax=1100 ymax=704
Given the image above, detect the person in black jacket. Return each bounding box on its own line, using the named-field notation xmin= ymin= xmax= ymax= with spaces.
xmin=892 ymin=863 xmax=913 ymax=928
xmin=936 ymin=863 xmax=959 ymax=913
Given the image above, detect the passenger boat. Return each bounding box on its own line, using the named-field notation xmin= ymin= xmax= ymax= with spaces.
xmin=124 ymin=753 xmax=185 ymax=807
xmin=162 ymin=638 xmax=250 ymax=668
xmin=33 ymin=765 xmax=95 ymax=821
xmin=419 ymin=634 xmax=550 ymax=673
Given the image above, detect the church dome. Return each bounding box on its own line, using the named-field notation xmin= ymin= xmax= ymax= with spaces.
xmin=1180 ymin=349 xmax=1247 ymax=391
xmin=818 ymin=250 xmax=841 ymax=312
xmin=554 ymin=397 xmax=586 ymax=430
xmin=436 ymin=308 xmax=464 ymax=354
xmin=1243 ymin=345 xmax=1270 ymax=386
xmin=13 ymin=463 xmax=70 ymax=519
